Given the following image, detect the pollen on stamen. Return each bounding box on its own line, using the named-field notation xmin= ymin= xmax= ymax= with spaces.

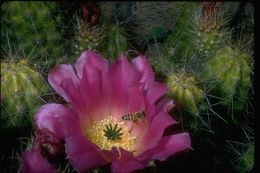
xmin=85 ymin=116 xmax=136 ymax=152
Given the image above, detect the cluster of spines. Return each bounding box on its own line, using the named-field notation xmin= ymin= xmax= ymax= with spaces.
xmin=1 ymin=59 xmax=48 ymax=128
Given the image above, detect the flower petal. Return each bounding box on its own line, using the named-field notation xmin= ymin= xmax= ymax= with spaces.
xmin=60 ymin=78 xmax=85 ymax=112
xmin=132 ymin=55 xmax=154 ymax=90
xmin=137 ymin=133 xmax=191 ymax=163
xmin=157 ymin=97 xmax=175 ymax=113
xmin=102 ymin=54 xmax=140 ymax=116
xmin=34 ymin=104 xmax=81 ymax=139
xmin=48 ymin=64 xmax=79 ymax=102
xmin=78 ymin=64 xmax=109 ymax=124
xmin=20 ymin=149 xmax=56 ymax=173
xmin=110 ymin=147 xmax=145 ymax=173
xmin=75 ymin=50 xmax=109 ymax=79
xmin=136 ymin=111 xmax=176 ymax=155
xmin=65 ymin=134 xmax=108 ymax=172
xmin=145 ymin=82 xmax=168 ymax=106
xmin=127 ymin=86 xmax=145 ymax=113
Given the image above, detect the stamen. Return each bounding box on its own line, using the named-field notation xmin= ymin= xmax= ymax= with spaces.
xmin=85 ymin=116 xmax=136 ymax=152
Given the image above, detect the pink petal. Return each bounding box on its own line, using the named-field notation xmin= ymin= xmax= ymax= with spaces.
xmin=48 ymin=64 xmax=79 ymax=102
xmin=143 ymin=97 xmax=175 ymax=125
xmin=20 ymin=149 xmax=56 ymax=173
xmin=65 ymin=134 xmax=108 ymax=172
xmin=60 ymin=78 xmax=85 ymax=112
xmin=157 ymin=97 xmax=175 ymax=113
xmin=75 ymin=49 xmax=109 ymax=79
xmin=137 ymin=133 xmax=191 ymax=163
xmin=132 ymin=55 xmax=154 ymax=90
xmin=34 ymin=104 xmax=81 ymax=139
xmin=136 ymin=111 xmax=176 ymax=155
xmin=110 ymin=147 xmax=145 ymax=173
xmin=127 ymin=86 xmax=145 ymax=113
xmin=145 ymin=81 xmax=168 ymax=106
xmin=102 ymin=54 xmax=141 ymax=116
xmin=78 ymin=64 xmax=108 ymax=124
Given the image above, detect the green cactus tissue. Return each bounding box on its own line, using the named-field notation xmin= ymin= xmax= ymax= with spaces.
xmin=1 ymin=59 xmax=48 ymax=128
xmin=1 ymin=2 xmax=64 ymax=68
xmin=200 ymin=46 xmax=251 ymax=111
xmin=237 ymin=145 xmax=254 ymax=173
xmin=102 ymin=23 xmax=128 ymax=62
xmin=167 ymin=69 xmax=205 ymax=114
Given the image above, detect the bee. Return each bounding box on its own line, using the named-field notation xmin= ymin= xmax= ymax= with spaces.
xmin=121 ymin=111 xmax=145 ymax=123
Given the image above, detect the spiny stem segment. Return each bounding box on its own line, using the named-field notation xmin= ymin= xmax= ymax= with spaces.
xmin=103 ymin=123 xmax=123 ymax=140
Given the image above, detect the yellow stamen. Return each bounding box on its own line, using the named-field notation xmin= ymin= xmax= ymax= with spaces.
xmin=85 ymin=116 xmax=136 ymax=152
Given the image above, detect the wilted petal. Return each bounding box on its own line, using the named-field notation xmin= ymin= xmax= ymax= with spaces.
xmin=138 ymin=133 xmax=191 ymax=163
xmin=65 ymin=134 xmax=108 ymax=172
xmin=34 ymin=104 xmax=81 ymax=139
xmin=35 ymin=128 xmax=64 ymax=159
xmin=20 ymin=149 xmax=56 ymax=173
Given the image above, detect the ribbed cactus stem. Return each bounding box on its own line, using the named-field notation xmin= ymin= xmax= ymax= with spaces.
xmin=103 ymin=23 xmax=128 ymax=62
xmin=167 ymin=69 xmax=204 ymax=114
xmin=1 ymin=59 xmax=48 ymax=128
xmin=237 ymin=145 xmax=254 ymax=173
xmin=200 ymin=46 xmax=251 ymax=111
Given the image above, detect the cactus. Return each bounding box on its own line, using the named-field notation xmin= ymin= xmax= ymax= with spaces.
xmin=164 ymin=3 xmax=199 ymax=60
xmin=167 ymin=69 xmax=205 ymax=115
xmin=102 ymin=23 xmax=128 ymax=62
xmin=237 ymin=145 xmax=254 ymax=173
xmin=1 ymin=2 xmax=64 ymax=68
xmin=1 ymin=59 xmax=48 ymax=128
xmin=165 ymin=2 xmax=229 ymax=60
xmin=73 ymin=18 xmax=104 ymax=58
xmin=192 ymin=2 xmax=229 ymax=57
xmin=200 ymin=46 xmax=251 ymax=111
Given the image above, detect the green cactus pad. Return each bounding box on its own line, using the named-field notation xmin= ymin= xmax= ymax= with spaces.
xmin=167 ymin=70 xmax=205 ymax=114
xmin=1 ymin=2 xmax=64 ymax=68
xmin=237 ymin=145 xmax=254 ymax=173
xmin=1 ymin=60 xmax=48 ymax=128
xmin=200 ymin=46 xmax=251 ymax=111
xmin=165 ymin=3 xmax=199 ymax=60
xmin=103 ymin=23 xmax=128 ymax=62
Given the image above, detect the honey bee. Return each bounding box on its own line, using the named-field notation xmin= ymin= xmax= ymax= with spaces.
xmin=121 ymin=111 xmax=145 ymax=123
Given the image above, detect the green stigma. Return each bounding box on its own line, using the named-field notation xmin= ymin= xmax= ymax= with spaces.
xmin=103 ymin=123 xmax=123 ymax=140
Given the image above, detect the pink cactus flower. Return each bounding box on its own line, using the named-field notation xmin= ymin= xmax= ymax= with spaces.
xmin=20 ymin=50 xmax=191 ymax=173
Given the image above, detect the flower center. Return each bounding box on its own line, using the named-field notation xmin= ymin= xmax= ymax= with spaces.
xmin=85 ymin=116 xmax=136 ymax=152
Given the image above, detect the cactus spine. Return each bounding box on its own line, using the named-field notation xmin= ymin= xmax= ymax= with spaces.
xmin=1 ymin=59 xmax=48 ymax=128
xmin=200 ymin=46 xmax=251 ymax=111
xmin=103 ymin=23 xmax=128 ymax=62
xmin=1 ymin=2 xmax=64 ymax=68
xmin=167 ymin=69 xmax=204 ymax=114
xmin=73 ymin=20 xmax=104 ymax=57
